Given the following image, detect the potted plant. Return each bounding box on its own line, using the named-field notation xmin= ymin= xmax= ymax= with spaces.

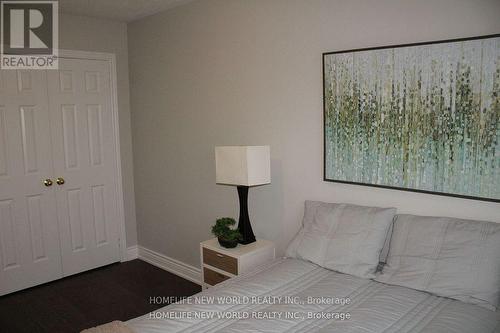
xmin=211 ymin=217 xmax=241 ymax=248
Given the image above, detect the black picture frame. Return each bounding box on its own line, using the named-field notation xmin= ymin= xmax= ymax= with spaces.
xmin=322 ymin=33 xmax=500 ymax=203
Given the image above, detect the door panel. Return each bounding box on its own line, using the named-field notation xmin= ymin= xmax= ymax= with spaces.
xmin=0 ymin=70 xmax=62 ymax=296
xmin=0 ymin=107 xmax=8 ymax=176
xmin=87 ymin=104 xmax=104 ymax=167
xmin=61 ymin=104 xmax=79 ymax=169
xmin=0 ymin=199 xmax=17 ymax=270
xmin=27 ymin=194 xmax=49 ymax=261
xmin=20 ymin=106 xmax=40 ymax=174
xmin=47 ymin=58 xmax=120 ymax=276
xmin=91 ymin=185 xmax=108 ymax=245
xmin=67 ymin=188 xmax=85 ymax=251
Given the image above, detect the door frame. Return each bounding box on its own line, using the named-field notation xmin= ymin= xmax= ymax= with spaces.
xmin=58 ymin=49 xmax=128 ymax=262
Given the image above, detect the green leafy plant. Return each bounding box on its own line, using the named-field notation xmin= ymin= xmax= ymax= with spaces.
xmin=211 ymin=217 xmax=241 ymax=241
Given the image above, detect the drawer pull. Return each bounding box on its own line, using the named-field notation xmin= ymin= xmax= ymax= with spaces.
xmin=216 ymin=254 xmax=224 ymax=258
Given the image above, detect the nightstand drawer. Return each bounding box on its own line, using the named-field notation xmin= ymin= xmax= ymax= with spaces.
xmin=203 ymin=248 xmax=238 ymax=274
xmin=203 ymin=267 xmax=230 ymax=286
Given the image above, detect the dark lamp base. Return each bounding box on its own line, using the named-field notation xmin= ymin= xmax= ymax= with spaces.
xmin=237 ymin=186 xmax=256 ymax=244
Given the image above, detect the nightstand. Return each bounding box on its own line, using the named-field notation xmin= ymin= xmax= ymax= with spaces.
xmin=200 ymin=238 xmax=275 ymax=288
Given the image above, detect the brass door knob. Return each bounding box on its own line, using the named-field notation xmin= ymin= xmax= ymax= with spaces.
xmin=44 ymin=179 xmax=53 ymax=187
xmin=56 ymin=177 xmax=65 ymax=185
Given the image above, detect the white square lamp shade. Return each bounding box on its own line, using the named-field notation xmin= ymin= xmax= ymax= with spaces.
xmin=215 ymin=146 xmax=271 ymax=186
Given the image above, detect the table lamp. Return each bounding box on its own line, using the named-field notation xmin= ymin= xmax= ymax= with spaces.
xmin=215 ymin=146 xmax=271 ymax=244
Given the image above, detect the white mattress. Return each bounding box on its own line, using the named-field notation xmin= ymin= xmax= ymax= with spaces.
xmin=128 ymin=258 xmax=500 ymax=333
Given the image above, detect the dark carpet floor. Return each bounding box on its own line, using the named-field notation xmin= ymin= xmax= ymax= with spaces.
xmin=0 ymin=259 xmax=201 ymax=333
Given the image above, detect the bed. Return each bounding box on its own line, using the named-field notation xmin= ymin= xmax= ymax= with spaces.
xmin=127 ymin=258 xmax=500 ymax=333
xmin=89 ymin=201 xmax=499 ymax=333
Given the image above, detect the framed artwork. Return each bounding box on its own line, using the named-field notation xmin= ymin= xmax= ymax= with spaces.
xmin=323 ymin=34 xmax=499 ymax=202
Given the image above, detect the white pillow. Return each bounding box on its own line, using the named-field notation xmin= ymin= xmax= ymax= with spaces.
xmin=286 ymin=201 xmax=396 ymax=279
xmin=375 ymin=214 xmax=500 ymax=311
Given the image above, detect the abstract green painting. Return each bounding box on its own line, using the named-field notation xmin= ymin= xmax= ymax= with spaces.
xmin=323 ymin=35 xmax=499 ymax=202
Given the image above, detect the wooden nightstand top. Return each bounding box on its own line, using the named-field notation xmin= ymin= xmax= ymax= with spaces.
xmin=201 ymin=238 xmax=274 ymax=258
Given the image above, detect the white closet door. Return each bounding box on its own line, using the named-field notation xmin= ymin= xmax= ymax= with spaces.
xmin=47 ymin=58 xmax=120 ymax=275
xmin=0 ymin=70 xmax=63 ymax=295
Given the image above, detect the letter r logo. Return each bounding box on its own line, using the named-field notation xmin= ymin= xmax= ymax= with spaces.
xmin=1 ymin=1 xmax=55 ymax=55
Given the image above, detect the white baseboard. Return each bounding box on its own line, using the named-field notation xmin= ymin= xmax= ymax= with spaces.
xmin=125 ymin=245 xmax=139 ymax=261
xmin=138 ymin=246 xmax=201 ymax=285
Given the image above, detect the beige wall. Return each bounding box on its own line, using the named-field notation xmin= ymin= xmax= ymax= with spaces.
xmin=60 ymin=13 xmax=137 ymax=246
xmin=128 ymin=0 xmax=500 ymax=268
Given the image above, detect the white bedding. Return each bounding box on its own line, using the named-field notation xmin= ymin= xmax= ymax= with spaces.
xmin=128 ymin=258 xmax=500 ymax=333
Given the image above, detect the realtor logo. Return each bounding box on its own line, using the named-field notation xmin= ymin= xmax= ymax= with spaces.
xmin=1 ymin=1 xmax=58 ymax=69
